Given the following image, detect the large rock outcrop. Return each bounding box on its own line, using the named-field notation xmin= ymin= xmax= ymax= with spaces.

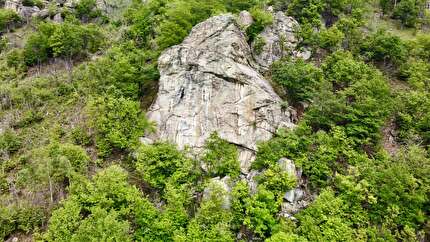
xmin=147 ymin=14 xmax=295 ymax=172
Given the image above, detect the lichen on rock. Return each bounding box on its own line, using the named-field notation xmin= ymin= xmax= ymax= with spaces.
xmin=147 ymin=14 xmax=297 ymax=173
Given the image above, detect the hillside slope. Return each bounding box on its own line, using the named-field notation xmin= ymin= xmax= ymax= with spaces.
xmin=0 ymin=0 xmax=429 ymax=241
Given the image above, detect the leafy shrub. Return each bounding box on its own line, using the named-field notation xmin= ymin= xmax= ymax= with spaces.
xmin=246 ymin=6 xmax=273 ymax=42
xmin=0 ymin=129 xmax=21 ymax=155
xmin=0 ymin=9 xmax=20 ymax=32
xmin=21 ymin=143 xmax=90 ymax=197
xmin=185 ymin=181 xmax=234 ymax=241
xmin=88 ymin=95 xmax=153 ymax=157
xmin=23 ymin=20 xmax=104 ymax=66
xmin=0 ymin=204 xmax=45 ymax=240
xmin=13 ymin=110 xmax=44 ymax=128
xmin=253 ymin=36 xmax=266 ymax=55
xmin=6 ymin=48 xmax=25 ymax=69
xmin=256 ymin=164 xmax=296 ymax=194
xmin=44 ymin=165 xmax=157 ymax=242
xmin=394 ymin=90 xmax=430 ymax=145
xmin=74 ymin=46 xmax=159 ymax=99
xmin=202 ymin=132 xmax=240 ymax=178
xmin=360 ymin=30 xmax=407 ymax=66
xmin=288 ymin=0 xmax=324 ymax=27
xmin=399 ymin=58 xmax=430 ymax=91
xmin=70 ymin=126 xmax=92 ymax=146
xmin=307 ymin=51 xmax=392 ymax=146
xmin=135 ymin=142 xmax=197 ymax=191
xmin=318 ymin=25 xmax=344 ymax=51
xmin=363 ymin=146 xmax=430 ymax=230
xmin=296 ymin=189 xmax=355 ymax=241
xmin=244 ymin=186 xmax=280 ymax=237
xmin=75 ymin=0 xmax=102 ymax=22
xmin=223 ymin=0 xmax=256 ymax=12
xmin=22 ymin=0 xmax=43 ymax=7
xmin=393 ymin=0 xmax=425 ymax=27
xmin=271 ymin=58 xmax=324 ymax=104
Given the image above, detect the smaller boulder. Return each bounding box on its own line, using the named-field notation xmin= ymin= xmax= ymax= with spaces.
xmin=252 ymin=11 xmax=300 ymax=70
xmin=293 ymin=48 xmax=312 ymax=60
xmin=53 ymin=12 xmax=63 ymax=22
xmin=139 ymin=137 xmax=154 ymax=145
xmin=33 ymin=8 xmax=49 ymax=18
xmin=19 ymin=6 xmax=40 ymax=20
xmin=237 ymin=10 xmax=253 ymax=29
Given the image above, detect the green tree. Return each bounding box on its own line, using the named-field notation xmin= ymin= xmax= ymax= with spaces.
xmin=288 ymin=0 xmax=324 ymax=27
xmin=271 ymin=58 xmax=324 ymax=104
xmin=296 ymin=189 xmax=356 ymax=241
xmin=393 ymin=0 xmax=426 ymax=27
xmin=185 ymin=181 xmax=234 ymax=241
xmin=202 ymin=132 xmax=240 ymax=178
xmin=247 ymin=6 xmax=273 ymax=41
xmin=23 ymin=143 xmax=90 ymax=203
xmin=307 ymin=51 xmax=392 ymax=146
xmin=360 ymin=29 xmax=407 ymax=66
xmin=88 ymin=95 xmax=154 ymax=157
xmin=44 ymin=165 xmax=157 ymax=241
xmin=0 ymin=9 xmax=20 ymax=33
xmin=135 ymin=142 xmax=197 ymax=191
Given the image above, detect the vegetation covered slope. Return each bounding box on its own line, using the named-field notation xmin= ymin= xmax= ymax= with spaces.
xmin=0 ymin=0 xmax=429 ymax=241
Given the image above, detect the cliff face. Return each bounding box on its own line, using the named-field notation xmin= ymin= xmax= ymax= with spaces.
xmin=147 ymin=14 xmax=297 ymax=172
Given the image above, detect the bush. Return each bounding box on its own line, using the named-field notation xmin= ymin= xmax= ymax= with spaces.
xmin=271 ymin=58 xmax=324 ymax=104
xmin=360 ymin=30 xmax=407 ymax=66
xmin=256 ymin=163 xmax=296 ymax=194
xmin=393 ymin=0 xmax=425 ymax=27
xmin=399 ymin=58 xmax=430 ymax=91
xmin=135 ymin=143 xmax=197 ymax=191
xmin=394 ymin=90 xmax=430 ymax=145
xmin=0 ymin=9 xmax=20 ymax=33
xmin=0 ymin=129 xmax=21 ymax=155
xmin=185 ymin=181 xmax=234 ymax=241
xmin=74 ymin=46 xmax=159 ymax=99
xmin=23 ymin=20 xmax=104 ymax=66
xmin=318 ymin=25 xmax=344 ymax=51
xmin=246 ymin=6 xmax=273 ymax=42
xmin=296 ymin=189 xmax=355 ymax=241
xmin=6 ymin=48 xmax=25 ymax=69
xmin=75 ymin=0 xmax=102 ymax=22
xmin=202 ymin=132 xmax=240 ymax=178
xmin=244 ymin=186 xmax=280 ymax=237
xmin=155 ymin=0 xmax=225 ymax=49
xmin=44 ymin=165 xmax=157 ymax=242
xmin=306 ymin=51 xmax=392 ymax=146
xmin=88 ymin=95 xmax=154 ymax=157
xmin=287 ymin=0 xmax=324 ymax=27
xmin=0 ymin=204 xmax=45 ymax=240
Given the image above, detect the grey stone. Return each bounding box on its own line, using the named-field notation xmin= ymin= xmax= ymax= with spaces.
xmin=284 ymin=189 xmax=295 ymax=203
xmin=139 ymin=137 xmax=154 ymax=145
xmin=294 ymin=48 xmax=312 ymax=60
xmin=33 ymin=8 xmax=49 ymax=18
xmin=277 ymin=157 xmax=296 ymax=177
xmin=4 ymin=0 xmax=20 ymax=12
xmin=147 ymin=14 xmax=295 ymax=174
xmin=19 ymin=6 xmax=40 ymax=19
xmin=252 ymin=11 xmax=300 ymax=70
xmin=237 ymin=10 xmax=253 ymax=29
xmin=53 ymin=12 xmax=63 ymax=22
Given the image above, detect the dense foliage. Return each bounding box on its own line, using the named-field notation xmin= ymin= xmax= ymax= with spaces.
xmin=0 ymin=0 xmax=429 ymax=241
